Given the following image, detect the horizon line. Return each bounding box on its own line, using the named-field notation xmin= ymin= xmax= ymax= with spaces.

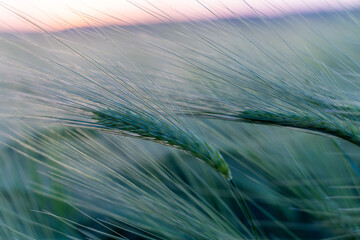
xmin=1 ymin=0 xmax=360 ymax=33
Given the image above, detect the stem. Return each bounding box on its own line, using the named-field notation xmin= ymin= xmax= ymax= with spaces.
xmin=229 ymin=179 xmax=259 ymax=240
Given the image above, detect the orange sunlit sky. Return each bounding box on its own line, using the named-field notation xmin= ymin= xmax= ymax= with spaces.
xmin=1 ymin=0 xmax=359 ymax=32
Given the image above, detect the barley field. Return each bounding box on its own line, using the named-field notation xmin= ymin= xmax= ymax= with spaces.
xmin=1 ymin=2 xmax=360 ymax=239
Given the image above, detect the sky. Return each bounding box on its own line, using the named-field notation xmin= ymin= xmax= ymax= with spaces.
xmin=1 ymin=0 xmax=359 ymax=32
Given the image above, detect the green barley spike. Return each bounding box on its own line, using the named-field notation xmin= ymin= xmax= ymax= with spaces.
xmin=92 ymin=108 xmax=232 ymax=180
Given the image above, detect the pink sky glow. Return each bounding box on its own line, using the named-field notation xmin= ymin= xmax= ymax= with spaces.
xmin=0 ymin=0 xmax=359 ymax=32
